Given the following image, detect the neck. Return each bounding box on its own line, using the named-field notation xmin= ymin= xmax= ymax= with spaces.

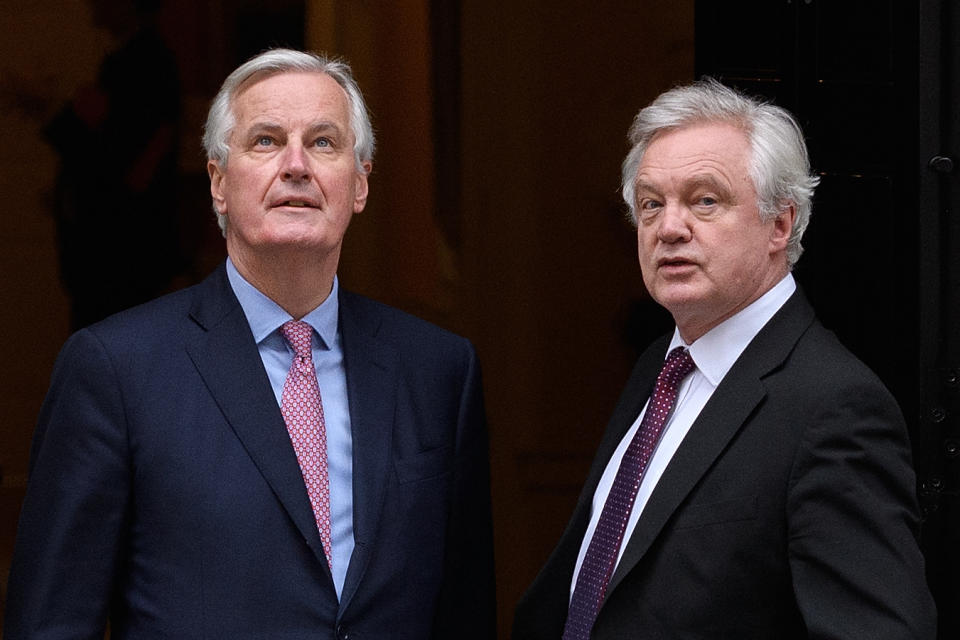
xmin=675 ymin=266 xmax=789 ymax=344
xmin=228 ymin=248 xmax=338 ymax=320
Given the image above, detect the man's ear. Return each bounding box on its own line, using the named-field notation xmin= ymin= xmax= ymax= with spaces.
xmin=353 ymin=162 xmax=372 ymax=214
xmin=769 ymin=202 xmax=796 ymax=253
xmin=208 ymin=159 xmax=227 ymax=215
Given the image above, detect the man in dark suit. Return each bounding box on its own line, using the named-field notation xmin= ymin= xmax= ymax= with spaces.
xmin=5 ymin=48 xmax=494 ymax=639
xmin=513 ymin=79 xmax=935 ymax=639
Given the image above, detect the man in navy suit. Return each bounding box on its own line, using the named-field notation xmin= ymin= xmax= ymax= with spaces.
xmin=5 ymin=48 xmax=495 ymax=639
xmin=513 ymin=80 xmax=935 ymax=638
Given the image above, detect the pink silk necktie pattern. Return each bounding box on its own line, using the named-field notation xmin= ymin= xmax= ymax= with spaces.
xmin=280 ymin=320 xmax=333 ymax=568
xmin=562 ymin=346 xmax=696 ymax=640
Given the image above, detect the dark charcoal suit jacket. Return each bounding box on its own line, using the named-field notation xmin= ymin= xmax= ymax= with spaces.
xmin=513 ymin=289 xmax=935 ymax=639
xmin=5 ymin=263 xmax=495 ymax=640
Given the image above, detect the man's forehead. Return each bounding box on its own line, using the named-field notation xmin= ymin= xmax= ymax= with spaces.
xmin=237 ymin=68 xmax=338 ymax=92
xmin=232 ymin=70 xmax=348 ymax=115
xmin=637 ymin=123 xmax=751 ymax=179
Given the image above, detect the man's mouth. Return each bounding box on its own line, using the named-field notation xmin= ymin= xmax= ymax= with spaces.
xmin=273 ymin=199 xmax=320 ymax=209
xmin=659 ymin=257 xmax=693 ymax=267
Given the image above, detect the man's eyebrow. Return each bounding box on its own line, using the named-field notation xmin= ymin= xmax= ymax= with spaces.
xmin=242 ymin=122 xmax=284 ymax=137
xmin=306 ymin=121 xmax=345 ymax=136
xmin=240 ymin=121 xmax=345 ymax=136
xmin=633 ymin=173 xmax=734 ymax=201
xmin=633 ymin=179 xmax=662 ymax=195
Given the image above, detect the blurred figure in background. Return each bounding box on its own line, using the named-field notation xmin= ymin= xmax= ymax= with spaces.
xmin=44 ymin=0 xmax=183 ymax=328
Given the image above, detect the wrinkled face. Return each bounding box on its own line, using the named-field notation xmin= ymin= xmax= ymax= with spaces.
xmin=632 ymin=122 xmax=792 ymax=341
xmin=208 ymin=71 xmax=369 ymax=267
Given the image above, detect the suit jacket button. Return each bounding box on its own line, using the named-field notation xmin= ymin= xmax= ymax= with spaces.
xmin=336 ymin=624 xmax=350 ymax=640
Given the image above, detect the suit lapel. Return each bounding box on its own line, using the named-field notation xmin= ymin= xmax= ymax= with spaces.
xmin=184 ymin=265 xmax=333 ymax=575
xmin=336 ymin=290 xmax=399 ymax=614
xmin=606 ymin=364 xmax=767 ymax=595
xmin=605 ymin=289 xmax=817 ymax=598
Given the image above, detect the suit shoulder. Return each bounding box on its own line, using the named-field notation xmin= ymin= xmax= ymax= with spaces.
xmin=74 ymin=282 xmax=204 ymax=355
xmin=792 ymin=320 xmax=889 ymax=388
xmin=763 ymin=318 xmax=905 ymax=427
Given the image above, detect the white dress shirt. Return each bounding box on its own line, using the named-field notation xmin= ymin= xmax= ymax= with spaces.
xmin=570 ymin=274 xmax=797 ymax=597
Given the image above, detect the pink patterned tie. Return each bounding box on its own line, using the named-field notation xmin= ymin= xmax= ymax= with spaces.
xmin=563 ymin=346 xmax=696 ymax=640
xmin=280 ymin=320 xmax=332 ymax=568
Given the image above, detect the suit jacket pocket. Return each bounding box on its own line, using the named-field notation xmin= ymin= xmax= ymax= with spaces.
xmin=672 ymin=495 xmax=758 ymax=530
xmin=394 ymin=446 xmax=453 ymax=484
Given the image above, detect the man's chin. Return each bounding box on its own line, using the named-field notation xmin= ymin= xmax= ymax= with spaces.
xmin=229 ymin=234 xmax=342 ymax=261
xmin=649 ymin=281 xmax=704 ymax=309
xmin=652 ymin=287 xmax=716 ymax=327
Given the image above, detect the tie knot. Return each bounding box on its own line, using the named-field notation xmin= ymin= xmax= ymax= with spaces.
xmin=660 ymin=347 xmax=695 ymax=388
xmin=281 ymin=320 xmax=314 ymax=359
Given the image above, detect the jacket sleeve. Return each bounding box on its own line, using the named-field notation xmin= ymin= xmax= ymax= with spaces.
xmin=786 ymin=374 xmax=936 ymax=639
xmin=4 ymin=329 xmax=130 ymax=639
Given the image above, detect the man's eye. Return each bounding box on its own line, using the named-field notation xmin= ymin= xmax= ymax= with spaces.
xmin=255 ymin=136 xmax=274 ymax=147
xmin=314 ymin=137 xmax=331 ymax=148
xmin=698 ymin=196 xmax=717 ymax=206
xmin=639 ymin=199 xmax=662 ymax=216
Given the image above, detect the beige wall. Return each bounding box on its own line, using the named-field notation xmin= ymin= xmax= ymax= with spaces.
xmin=458 ymin=3 xmax=693 ymax=631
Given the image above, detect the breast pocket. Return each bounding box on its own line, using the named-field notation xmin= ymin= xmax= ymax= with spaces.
xmin=672 ymin=495 xmax=759 ymax=530
xmin=394 ymin=446 xmax=453 ymax=484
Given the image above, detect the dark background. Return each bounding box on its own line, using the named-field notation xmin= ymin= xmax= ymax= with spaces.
xmin=0 ymin=1 xmax=956 ymax=637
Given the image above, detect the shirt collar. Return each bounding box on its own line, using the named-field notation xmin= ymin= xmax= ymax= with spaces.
xmin=668 ymin=273 xmax=796 ymax=385
xmin=225 ymin=257 xmax=339 ymax=349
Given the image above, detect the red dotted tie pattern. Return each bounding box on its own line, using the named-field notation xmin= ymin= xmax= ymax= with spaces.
xmin=563 ymin=346 xmax=696 ymax=640
xmin=280 ymin=320 xmax=333 ymax=569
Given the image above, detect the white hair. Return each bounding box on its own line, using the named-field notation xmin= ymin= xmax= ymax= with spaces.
xmin=621 ymin=78 xmax=819 ymax=267
xmin=202 ymin=48 xmax=375 ymax=232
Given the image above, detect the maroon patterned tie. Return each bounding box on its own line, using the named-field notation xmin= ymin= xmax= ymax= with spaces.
xmin=563 ymin=347 xmax=696 ymax=640
xmin=280 ymin=320 xmax=333 ymax=568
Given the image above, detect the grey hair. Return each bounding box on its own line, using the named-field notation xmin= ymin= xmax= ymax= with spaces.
xmin=202 ymin=48 xmax=375 ymax=232
xmin=621 ymin=78 xmax=819 ymax=267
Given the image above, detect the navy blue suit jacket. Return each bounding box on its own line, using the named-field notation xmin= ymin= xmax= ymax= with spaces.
xmin=5 ymin=264 xmax=495 ymax=639
xmin=513 ymin=289 xmax=935 ymax=639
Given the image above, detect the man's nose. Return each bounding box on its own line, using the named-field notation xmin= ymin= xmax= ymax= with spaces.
xmin=656 ymin=202 xmax=693 ymax=243
xmin=280 ymin=142 xmax=310 ymax=182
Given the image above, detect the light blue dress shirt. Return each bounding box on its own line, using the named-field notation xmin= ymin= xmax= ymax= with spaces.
xmin=226 ymin=258 xmax=354 ymax=599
